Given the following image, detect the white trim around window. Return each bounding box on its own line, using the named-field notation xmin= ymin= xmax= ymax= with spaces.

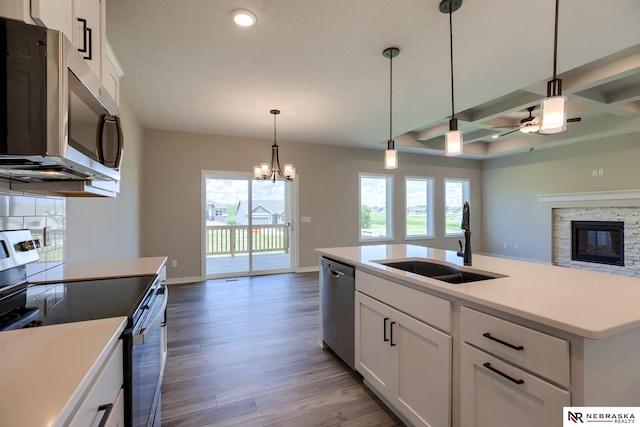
xmin=444 ymin=178 xmax=470 ymax=237
xmin=359 ymin=173 xmax=394 ymax=242
xmin=405 ymin=176 xmax=434 ymax=240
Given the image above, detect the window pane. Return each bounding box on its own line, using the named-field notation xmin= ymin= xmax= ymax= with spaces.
xmin=360 ymin=174 xmax=393 ymax=240
xmin=406 ymin=177 xmax=433 ymax=238
xmin=445 ymin=179 xmax=469 ymax=235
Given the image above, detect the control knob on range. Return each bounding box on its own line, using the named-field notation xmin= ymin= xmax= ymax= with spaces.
xmin=14 ymin=239 xmax=41 ymax=252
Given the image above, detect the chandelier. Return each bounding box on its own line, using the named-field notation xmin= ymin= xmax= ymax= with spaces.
xmin=253 ymin=109 xmax=295 ymax=182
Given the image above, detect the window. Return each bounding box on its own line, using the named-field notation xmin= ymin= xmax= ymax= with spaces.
xmin=359 ymin=174 xmax=393 ymax=241
xmin=444 ymin=179 xmax=470 ymax=236
xmin=405 ymin=177 xmax=434 ymax=239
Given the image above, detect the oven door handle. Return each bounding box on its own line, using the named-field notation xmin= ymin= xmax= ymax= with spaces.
xmin=132 ymin=289 xmax=167 ymax=346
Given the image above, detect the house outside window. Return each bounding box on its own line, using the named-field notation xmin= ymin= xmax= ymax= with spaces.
xmin=405 ymin=176 xmax=434 ymax=239
xmin=444 ymin=179 xmax=470 ymax=236
xmin=359 ymin=173 xmax=393 ymax=241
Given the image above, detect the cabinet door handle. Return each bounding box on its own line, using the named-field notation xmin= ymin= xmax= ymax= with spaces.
xmin=482 ymin=332 xmax=524 ymax=351
xmin=483 ymin=362 xmax=524 ymax=385
xmin=390 ymin=321 xmax=396 ymax=346
xmin=383 ymin=317 xmax=389 ymax=342
xmin=97 ymin=403 xmax=114 ymax=427
xmin=77 ymin=17 xmax=93 ymax=60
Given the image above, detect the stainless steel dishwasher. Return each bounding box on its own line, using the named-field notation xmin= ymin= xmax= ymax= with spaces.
xmin=320 ymin=257 xmax=356 ymax=369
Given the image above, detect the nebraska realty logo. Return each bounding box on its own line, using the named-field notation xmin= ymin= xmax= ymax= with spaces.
xmin=564 ymin=407 xmax=639 ymax=425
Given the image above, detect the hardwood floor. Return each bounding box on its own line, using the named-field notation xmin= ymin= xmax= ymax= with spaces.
xmin=161 ymin=272 xmax=404 ymax=427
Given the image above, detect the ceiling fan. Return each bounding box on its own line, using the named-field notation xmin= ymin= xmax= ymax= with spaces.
xmin=494 ymin=106 xmax=582 ymax=138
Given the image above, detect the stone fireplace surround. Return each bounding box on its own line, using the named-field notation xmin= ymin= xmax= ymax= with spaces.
xmin=545 ymin=190 xmax=640 ymax=277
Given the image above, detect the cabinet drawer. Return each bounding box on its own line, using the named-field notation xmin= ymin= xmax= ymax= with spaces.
xmin=356 ymin=270 xmax=451 ymax=332
xmin=69 ymin=339 xmax=123 ymax=427
xmin=461 ymin=307 xmax=570 ymax=386
xmin=460 ymin=343 xmax=570 ymax=427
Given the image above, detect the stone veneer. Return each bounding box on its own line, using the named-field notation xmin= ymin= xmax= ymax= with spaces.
xmin=552 ymin=207 xmax=640 ymax=277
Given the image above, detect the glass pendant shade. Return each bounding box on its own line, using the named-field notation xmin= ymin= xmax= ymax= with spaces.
xmin=445 ymin=130 xmax=463 ymax=156
xmin=384 ymin=148 xmax=398 ymax=169
xmin=283 ymin=164 xmax=295 ymax=179
xmin=539 ymin=95 xmax=567 ymax=134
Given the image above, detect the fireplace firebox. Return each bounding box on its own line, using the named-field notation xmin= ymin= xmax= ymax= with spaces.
xmin=571 ymin=221 xmax=624 ymax=266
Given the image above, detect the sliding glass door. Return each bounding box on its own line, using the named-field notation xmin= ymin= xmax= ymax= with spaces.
xmin=204 ymin=172 xmax=293 ymax=277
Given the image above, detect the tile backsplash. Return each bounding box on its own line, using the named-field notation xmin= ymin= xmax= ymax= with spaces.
xmin=0 ymin=189 xmax=66 ymax=275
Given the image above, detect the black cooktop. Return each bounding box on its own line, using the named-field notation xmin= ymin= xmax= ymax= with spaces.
xmin=24 ymin=275 xmax=157 ymax=328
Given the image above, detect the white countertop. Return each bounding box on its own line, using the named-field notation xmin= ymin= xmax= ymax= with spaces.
xmin=0 ymin=317 xmax=127 ymax=427
xmin=28 ymin=256 xmax=167 ymax=284
xmin=317 ymin=245 xmax=640 ymax=339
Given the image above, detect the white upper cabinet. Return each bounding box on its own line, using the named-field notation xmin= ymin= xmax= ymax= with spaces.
xmin=1 ymin=0 xmax=121 ymax=106
xmin=31 ymin=0 xmax=73 ymax=36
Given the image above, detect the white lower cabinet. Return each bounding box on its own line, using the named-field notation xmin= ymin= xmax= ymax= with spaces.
xmin=69 ymin=339 xmax=124 ymax=427
xmin=356 ymin=291 xmax=452 ymax=427
xmin=460 ymin=343 xmax=570 ymax=427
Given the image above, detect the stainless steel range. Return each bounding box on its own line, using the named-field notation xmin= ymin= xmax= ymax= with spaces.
xmin=0 ymin=229 xmax=167 ymax=427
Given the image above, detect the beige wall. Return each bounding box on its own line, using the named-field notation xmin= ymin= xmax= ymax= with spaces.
xmin=482 ymin=131 xmax=640 ymax=263
xmin=141 ymin=129 xmax=483 ymax=281
xmin=65 ymin=99 xmax=144 ymax=261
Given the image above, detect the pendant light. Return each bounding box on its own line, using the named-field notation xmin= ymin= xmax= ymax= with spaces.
xmin=440 ymin=0 xmax=463 ymax=156
xmin=383 ymin=47 xmax=400 ymax=169
xmin=253 ymin=109 xmax=295 ymax=182
xmin=540 ymin=0 xmax=567 ymax=134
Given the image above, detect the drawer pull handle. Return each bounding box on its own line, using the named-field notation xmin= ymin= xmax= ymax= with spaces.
xmin=383 ymin=317 xmax=389 ymax=342
xmin=390 ymin=321 xmax=396 ymax=347
xmin=97 ymin=403 xmax=114 ymax=427
xmin=482 ymin=332 xmax=524 ymax=351
xmin=483 ymin=362 xmax=524 ymax=385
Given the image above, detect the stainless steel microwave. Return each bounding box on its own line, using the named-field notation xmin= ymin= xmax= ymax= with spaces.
xmin=0 ymin=17 xmax=123 ymax=197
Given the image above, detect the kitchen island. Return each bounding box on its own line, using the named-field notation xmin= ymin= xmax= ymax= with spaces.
xmin=0 ymin=256 xmax=167 ymax=426
xmin=317 ymin=244 xmax=640 ymax=427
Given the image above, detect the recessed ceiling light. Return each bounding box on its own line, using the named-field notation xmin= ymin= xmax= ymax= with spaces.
xmin=232 ymin=9 xmax=257 ymax=27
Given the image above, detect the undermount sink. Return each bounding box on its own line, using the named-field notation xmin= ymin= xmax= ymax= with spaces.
xmin=378 ymin=260 xmax=506 ymax=284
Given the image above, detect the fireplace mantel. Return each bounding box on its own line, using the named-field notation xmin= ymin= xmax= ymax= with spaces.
xmin=535 ymin=189 xmax=640 ymax=203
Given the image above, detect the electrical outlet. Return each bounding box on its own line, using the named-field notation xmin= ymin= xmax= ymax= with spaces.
xmin=502 ymin=242 xmax=507 ymax=249
xmin=592 ymin=169 xmax=598 ymax=177
xmin=598 ymin=169 xmax=604 ymax=176
xmin=171 ymin=260 xmax=177 ymax=268
xmin=514 ymin=244 xmax=519 ymax=250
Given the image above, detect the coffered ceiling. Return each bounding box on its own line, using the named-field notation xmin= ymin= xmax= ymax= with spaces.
xmin=106 ymin=0 xmax=640 ymax=159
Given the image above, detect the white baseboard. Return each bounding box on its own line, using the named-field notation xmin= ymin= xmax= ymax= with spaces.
xmin=297 ymin=266 xmax=319 ymax=273
xmin=166 ymin=276 xmax=203 ymax=285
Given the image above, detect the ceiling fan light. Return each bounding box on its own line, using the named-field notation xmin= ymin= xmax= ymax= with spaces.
xmin=540 ymin=95 xmax=567 ymax=134
xmin=445 ymin=130 xmax=463 ymax=156
xmin=520 ymin=121 xmax=541 ymax=133
xmin=384 ymin=149 xmax=398 ymax=169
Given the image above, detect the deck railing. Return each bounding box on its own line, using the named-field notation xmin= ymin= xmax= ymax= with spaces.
xmin=206 ymin=224 xmax=289 ymax=256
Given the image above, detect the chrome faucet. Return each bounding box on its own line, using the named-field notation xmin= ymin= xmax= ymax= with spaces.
xmin=456 ymin=201 xmax=472 ymax=266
